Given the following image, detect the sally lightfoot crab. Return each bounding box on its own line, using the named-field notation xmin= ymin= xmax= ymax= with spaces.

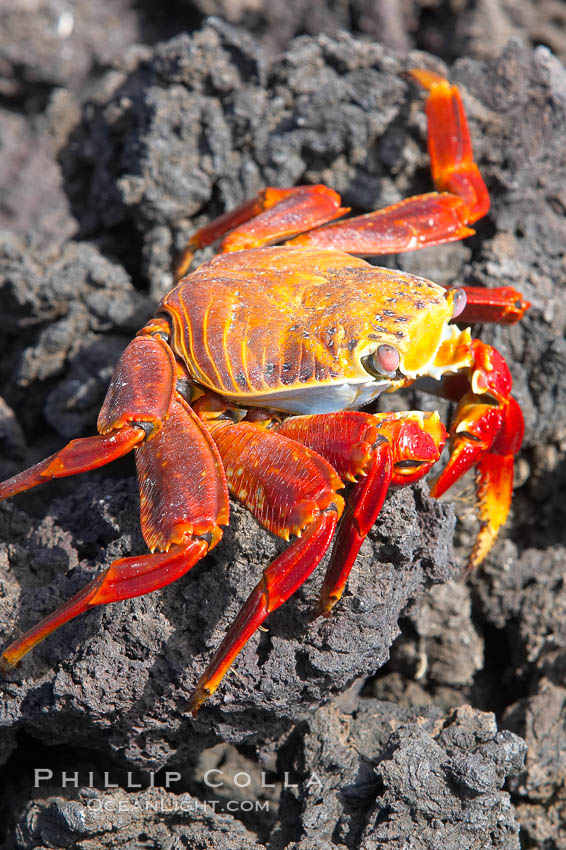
xmin=0 ymin=71 xmax=529 ymax=713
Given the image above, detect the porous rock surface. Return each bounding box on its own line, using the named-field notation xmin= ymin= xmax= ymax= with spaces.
xmin=9 ymin=702 xmax=526 ymax=849
xmin=182 ymin=0 xmax=566 ymax=63
xmin=0 ymin=15 xmax=565 ymax=850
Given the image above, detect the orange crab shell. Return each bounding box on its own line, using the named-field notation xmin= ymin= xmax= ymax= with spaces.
xmin=159 ymin=246 xmax=471 ymax=414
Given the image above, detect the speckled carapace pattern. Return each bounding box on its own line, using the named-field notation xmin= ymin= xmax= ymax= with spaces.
xmin=160 ymin=246 xmax=452 ymax=404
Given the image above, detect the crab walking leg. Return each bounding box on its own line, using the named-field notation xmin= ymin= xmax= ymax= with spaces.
xmin=276 ymin=411 xmax=446 ymax=615
xmin=178 ymin=72 xmax=495 ymax=266
xmin=429 ymin=340 xmax=525 ymax=570
xmin=188 ymin=511 xmax=337 ymax=714
xmin=0 ymin=542 xmax=209 ymax=671
xmin=453 ymin=285 xmax=531 ymax=326
xmin=0 ymin=427 xmax=145 ymax=500
xmin=276 ymin=413 xmax=392 ymax=615
xmin=286 ymin=193 xmax=476 ymax=254
xmin=187 ymin=419 xmax=344 ymax=713
xmin=286 ymin=72 xmax=489 ymax=255
xmin=1 ymin=394 xmax=229 ymax=671
xmin=317 ymin=448 xmax=391 ymax=617
xmin=0 ymin=327 xmax=230 ymax=669
xmin=175 ymin=185 xmax=349 ymax=278
xmin=320 ymin=412 xmax=446 ymax=614
xmin=409 ymin=69 xmax=490 ymax=223
xmin=0 ymin=333 xmax=177 ymax=501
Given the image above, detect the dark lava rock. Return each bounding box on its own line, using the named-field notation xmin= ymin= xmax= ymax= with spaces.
xmin=0 ymin=98 xmax=78 ymax=251
xmin=182 ymin=0 xmax=566 ymax=64
xmin=4 ymin=700 xmax=526 ymax=849
xmin=0 ymin=236 xmax=152 ymax=443
xmin=276 ymin=700 xmax=526 ymax=848
xmin=472 ymin=545 xmax=566 ymax=849
xmin=13 ymin=786 xmax=261 ymax=849
xmin=0 ymin=0 xmax=170 ymax=100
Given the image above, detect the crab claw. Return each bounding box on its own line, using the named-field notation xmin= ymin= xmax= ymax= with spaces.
xmin=429 ymin=340 xmax=524 ymax=570
xmin=387 ymin=410 xmax=448 ymax=485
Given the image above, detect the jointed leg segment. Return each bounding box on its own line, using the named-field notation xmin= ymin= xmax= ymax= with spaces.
xmin=174 ymin=71 xmax=491 ymax=273
xmin=187 ymin=416 xmax=346 ymax=712
xmin=0 ymin=334 xmax=230 ymax=672
xmin=287 ymin=71 xmax=489 ymax=254
xmin=175 ymin=185 xmax=348 ymax=278
xmin=275 ymin=411 xmax=446 ymax=615
xmin=0 ymin=541 xmax=209 ymax=671
xmin=0 ymin=426 xmax=145 ymax=501
xmin=188 ymin=510 xmax=338 ymax=714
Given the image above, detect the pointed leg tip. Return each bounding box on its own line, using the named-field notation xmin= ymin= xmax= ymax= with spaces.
xmin=314 ymin=594 xmax=338 ymax=619
xmin=408 ymin=68 xmax=449 ymax=92
xmin=0 ymin=653 xmax=16 ymax=675
xmin=428 ymin=470 xmax=451 ymax=500
xmin=186 ymin=685 xmax=211 ymax=717
xmin=463 ymin=559 xmax=478 ymax=577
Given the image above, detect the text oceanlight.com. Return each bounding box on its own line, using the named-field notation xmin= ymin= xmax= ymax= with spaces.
xmin=85 ymin=797 xmax=272 ymax=813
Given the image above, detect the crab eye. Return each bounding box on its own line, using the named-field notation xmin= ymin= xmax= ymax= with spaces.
xmin=451 ymin=288 xmax=467 ymax=319
xmin=372 ymin=344 xmax=400 ymax=375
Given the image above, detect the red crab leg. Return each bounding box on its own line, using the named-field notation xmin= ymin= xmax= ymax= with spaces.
xmin=286 ymin=71 xmax=489 ymax=255
xmin=286 ymin=193 xmax=476 ymax=254
xmin=1 ymin=334 xmax=230 ymax=670
xmin=0 ymin=333 xmax=177 ymax=500
xmin=1 ymin=394 xmax=228 ymax=670
xmin=187 ymin=418 xmax=344 ymax=713
xmin=410 ymin=69 xmax=490 ymax=222
xmin=0 ymin=426 xmax=145 ymax=500
xmin=453 ymin=285 xmax=531 ymax=325
xmin=429 ymin=340 xmax=524 ymax=570
xmin=175 ymin=185 xmax=349 ymax=277
xmin=276 ymin=411 xmax=446 ymax=615
xmin=1 ymin=541 xmax=209 ymax=671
